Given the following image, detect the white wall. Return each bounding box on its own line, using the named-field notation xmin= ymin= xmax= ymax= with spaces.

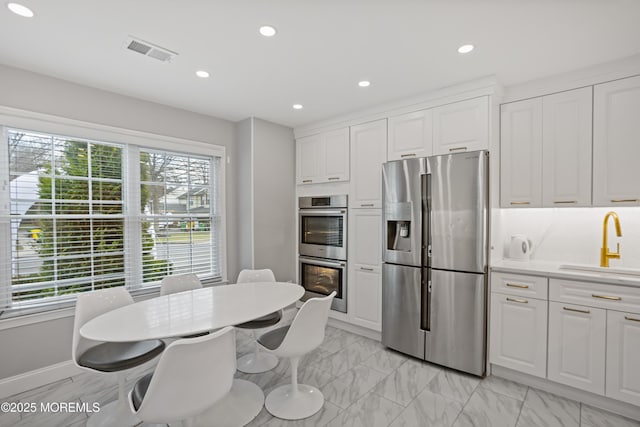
xmin=0 ymin=64 xmax=238 ymax=379
xmin=495 ymin=207 xmax=640 ymax=267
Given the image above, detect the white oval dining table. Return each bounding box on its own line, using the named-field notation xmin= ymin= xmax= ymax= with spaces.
xmin=80 ymin=282 xmax=304 ymax=427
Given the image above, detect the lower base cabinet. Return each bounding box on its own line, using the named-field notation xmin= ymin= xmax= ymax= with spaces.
xmin=489 ymin=292 xmax=547 ymax=378
xmin=606 ymin=310 xmax=640 ymax=406
xmin=350 ymin=267 xmax=382 ymax=331
xmin=548 ymin=302 xmax=606 ymax=394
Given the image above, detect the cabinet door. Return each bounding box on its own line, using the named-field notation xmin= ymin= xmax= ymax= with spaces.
xmin=593 ymin=75 xmax=640 ymax=206
xmin=296 ymin=134 xmax=322 ymax=185
xmin=387 ymin=109 xmax=433 ymax=161
xmin=548 ymin=302 xmax=606 ymax=395
xmin=351 ymin=268 xmax=382 ymax=331
xmin=500 ymin=98 xmax=543 ymax=207
xmin=606 ymin=310 xmax=640 ymax=406
xmin=323 ymin=128 xmax=350 ymax=183
xmin=350 ymin=120 xmax=387 ymax=208
xmin=489 ymin=293 xmax=547 ymax=378
xmin=542 ymin=87 xmax=593 ymax=207
xmin=433 ymin=97 xmax=489 ymax=155
xmin=350 ymin=209 xmax=382 ymax=267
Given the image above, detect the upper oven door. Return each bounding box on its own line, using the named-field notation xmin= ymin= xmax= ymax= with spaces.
xmin=299 ymin=209 xmax=347 ymax=260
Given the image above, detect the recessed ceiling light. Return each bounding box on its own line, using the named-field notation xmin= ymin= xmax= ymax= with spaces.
xmin=358 ymin=80 xmax=371 ymax=88
xmin=259 ymin=25 xmax=277 ymax=37
xmin=195 ymin=70 xmax=210 ymax=78
xmin=457 ymin=44 xmax=474 ymax=54
xmin=292 ymin=104 xmax=303 ymax=110
xmin=7 ymin=2 xmax=34 ymax=17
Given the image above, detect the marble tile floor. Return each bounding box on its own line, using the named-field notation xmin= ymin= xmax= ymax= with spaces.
xmin=2 ymin=326 xmax=639 ymax=427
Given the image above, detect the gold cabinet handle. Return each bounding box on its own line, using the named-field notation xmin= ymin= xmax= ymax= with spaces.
xmin=506 ymin=297 xmax=528 ymax=304
xmin=563 ymin=306 xmax=591 ymax=314
xmin=400 ymin=153 xmax=417 ymax=158
xmin=510 ymin=201 xmax=530 ymax=205
xmin=625 ymin=316 xmax=640 ymax=322
xmin=554 ymin=200 xmax=577 ymax=204
xmin=611 ymin=199 xmax=639 ymax=203
xmin=592 ymin=294 xmax=621 ymax=301
xmin=360 ymin=203 xmax=374 ymax=207
xmin=506 ymin=283 xmax=529 ymax=289
xmin=360 ymin=267 xmax=374 ymax=271
xmin=449 ymin=147 xmax=467 ymax=152
xmin=328 ymin=177 xmax=341 ymax=181
xmin=302 ymin=179 xmax=313 ymax=183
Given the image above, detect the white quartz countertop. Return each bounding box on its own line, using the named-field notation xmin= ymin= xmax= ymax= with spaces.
xmin=491 ymin=259 xmax=640 ymax=288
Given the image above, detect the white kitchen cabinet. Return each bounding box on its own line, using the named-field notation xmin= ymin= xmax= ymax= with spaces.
xmin=548 ymin=301 xmax=606 ymax=395
xmin=296 ymin=127 xmax=349 ymax=185
xmin=489 ymin=292 xmax=548 ymax=378
xmin=350 ymin=119 xmax=387 ymax=208
xmin=296 ymin=134 xmax=323 ymax=185
xmin=542 ymin=87 xmax=593 ymax=207
xmin=433 ymin=96 xmax=489 ymax=155
xmin=387 ymin=109 xmax=433 ymax=161
xmin=500 ymin=98 xmax=543 ymax=207
xmin=593 ymin=75 xmax=640 ymax=206
xmin=606 ymin=310 xmax=640 ymax=406
xmin=349 ymin=209 xmax=382 ymax=331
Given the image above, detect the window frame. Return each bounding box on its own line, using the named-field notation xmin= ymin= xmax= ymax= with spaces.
xmin=0 ymin=107 xmax=227 ymax=318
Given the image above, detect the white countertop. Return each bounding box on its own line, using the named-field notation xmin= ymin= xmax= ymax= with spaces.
xmin=80 ymin=282 xmax=304 ymax=342
xmin=491 ymin=259 xmax=640 ymax=288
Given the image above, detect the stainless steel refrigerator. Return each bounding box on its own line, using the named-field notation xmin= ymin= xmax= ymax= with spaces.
xmin=382 ymin=150 xmax=489 ymax=376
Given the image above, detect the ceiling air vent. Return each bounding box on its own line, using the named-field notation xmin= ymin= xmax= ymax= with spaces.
xmin=124 ymin=36 xmax=178 ymax=63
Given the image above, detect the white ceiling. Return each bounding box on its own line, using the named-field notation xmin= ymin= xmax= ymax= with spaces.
xmin=1 ymin=0 xmax=640 ymax=128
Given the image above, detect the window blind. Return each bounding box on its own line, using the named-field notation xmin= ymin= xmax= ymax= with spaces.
xmin=0 ymin=127 xmax=223 ymax=316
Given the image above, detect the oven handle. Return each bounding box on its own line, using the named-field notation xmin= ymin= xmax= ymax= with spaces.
xmin=299 ymin=209 xmax=347 ymax=215
xmin=299 ymin=257 xmax=346 ymax=269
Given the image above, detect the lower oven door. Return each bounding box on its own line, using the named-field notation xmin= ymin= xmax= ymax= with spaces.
xmin=299 ymin=256 xmax=347 ymax=313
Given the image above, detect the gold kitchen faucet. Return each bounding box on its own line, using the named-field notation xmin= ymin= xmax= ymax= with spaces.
xmin=601 ymin=211 xmax=622 ymax=268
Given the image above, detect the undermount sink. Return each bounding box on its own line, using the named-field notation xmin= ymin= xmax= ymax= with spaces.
xmin=559 ymin=264 xmax=640 ymax=278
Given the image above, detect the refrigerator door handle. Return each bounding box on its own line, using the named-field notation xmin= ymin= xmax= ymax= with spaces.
xmin=421 ymin=272 xmax=431 ymax=331
xmin=421 ymin=173 xmax=432 ymax=263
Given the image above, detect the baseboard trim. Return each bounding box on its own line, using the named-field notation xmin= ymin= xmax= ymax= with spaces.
xmin=0 ymin=360 xmax=81 ymax=400
xmin=327 ymin=317 xmax=381 ymax=341
xmin=491 ymin=364 xmax=640 ymax=421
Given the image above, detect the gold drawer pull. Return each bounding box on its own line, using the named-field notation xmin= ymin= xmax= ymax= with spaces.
xmin=554 ymin=200 xmax=577 ymax=204
xmin=449 ymin=147 xmax=467 ymax=152
xmin=563 ymin=306 xmax=590 ymax=314
xmin=506 ymin=283 xmax=529 ymax=289
xmin=625 ymin=316 xmax=640 ymax=322
xmin=328 ymin=177 xmax=341 ymax=181
xmin=506 ymin=297 xmax=528 ymax=304
xmin=302 ymin=179 xmax=313 ymax=183
xmin=360 ymin=267 xmax=374 ymax=271
xmin=400 ymin=153 xmax=417 ymax=158
xmin=361 ymin=203 xmax=374 ymax=207
xmin=611 ymin=199 xmax=639 ymax=203
xmin=592 ymin=294 xmax=621 ymax=301
xmin=510 ymin=201 xmax=530 ymax=205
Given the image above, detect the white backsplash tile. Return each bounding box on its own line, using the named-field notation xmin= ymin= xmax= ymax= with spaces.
xmin=495 ymin=207 xmax=640 ymax=267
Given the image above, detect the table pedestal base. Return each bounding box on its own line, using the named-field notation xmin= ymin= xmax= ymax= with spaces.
xmin=192 ymin=379 xmax=264 ymax=427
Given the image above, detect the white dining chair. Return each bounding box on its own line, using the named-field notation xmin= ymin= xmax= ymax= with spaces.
xmin=257 ymin=291 xmax=335 ymax=420
xmin=160 ymin=273 xmax=203 ymax=296
xmin=128 ymin=326 xmax=236 ymax=427
xmin=72 ymin=287 xmax=165 ymax=427
xmin=235 ymin=268 xmax=283 ymax=373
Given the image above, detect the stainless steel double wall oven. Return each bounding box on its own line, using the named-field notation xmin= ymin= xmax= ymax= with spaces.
xmin=298 ymin=195 xmax=347 ymax=312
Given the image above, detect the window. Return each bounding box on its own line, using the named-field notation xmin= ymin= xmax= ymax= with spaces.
xmin=0 ymin=127 xmax=224 ymax=315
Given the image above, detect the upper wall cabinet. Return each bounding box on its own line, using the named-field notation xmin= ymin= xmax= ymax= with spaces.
xmin=500 ymin=98 xmax=543 ymax=207
xmin=542 ymin=87 xmax=593 ymax=207
xmin=296 ymin=127 xmax=349 ymax=185
xmin=433 ymin=97 xmax=489 ymax=155
xmin=501 ymin=87 xmax=593 ymax=208
xmin=387 ymin=109 xmax=433 ymax=161
xmin=593 ymin=75 xmax=640 ymax=206
xmin=350 ymin=119 xmax=387 ymax=208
